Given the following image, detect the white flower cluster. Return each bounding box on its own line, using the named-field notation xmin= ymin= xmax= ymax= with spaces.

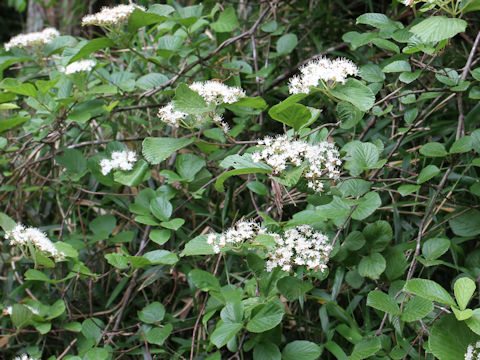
xmin=2 ymin=304 xmax=39 ymax=317
xmin=189 ymin=81 xmax=246 ymax=105
xmin=158 ymin=103 xmax=188 ymax=128
xmin=100 ymin=150 xmax=137 ymax=175
xmin=207 ymin=220 xmax=263 ymax=253
xmin=61 ymin=60 xmax=96 ymax=74
xmin=266 ymin=225 xmax=332 ymax=272
xmin=252 ymin=135 xmax=342 ymax=192
xmin=288 ymin=57 xmax=359 ymax=94
xmin=82 ymin=4 xmax=145 ymax=27
xmin=4 ymin=28 xmax=59 ymax=51
xmin=465 ymin=342 xmax=480 ymax=360
xmin=158 ymin=80 xmax=242 ymax=131
xmin=2 ymin=306 xmax=12 ymax=316
xmin=5 ymin=224 xmax=63 ymax=259
xmin=14 ymin=355 xmax=37 ymax=360
xmin=401 ymin=0 xmax=435 ymax=5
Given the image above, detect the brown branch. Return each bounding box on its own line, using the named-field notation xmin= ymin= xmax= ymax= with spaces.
xmin=141 ymin=4 xmax=275 ymax=98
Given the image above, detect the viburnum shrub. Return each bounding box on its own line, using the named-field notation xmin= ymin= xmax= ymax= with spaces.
xmin=0 ymin=0 xmax=480 ymax=359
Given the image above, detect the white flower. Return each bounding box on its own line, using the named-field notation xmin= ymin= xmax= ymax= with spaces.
xmin=401 ymin=0 xmax=436 ymax=5
xmin=2 ymin=306 xmax=12 ymax=316
xmin=158 ymin=103 xmax=188 ymax=128
xmin=14 ymin=355 xmax=37 ymax=360
xmin=4 ymin=28 xmax=59 ymax=51
xmin=266 ymin=225 xmax=332 ymax=272
xmin=288 ymin=57 xmax=358 ymax=94
xmin=206 ymin=220 xmax=262 ymax=253
xmin=253 ymin=135 xmax=342 ymax=192
xmin=5 ymin=224 xmax=64 ymax=259
xmin=62 ymin=60 xmax=96 ymax=74
xmin=82 ymin=4 xmax=145 ymax=27
xmin=100 ymin=150 xmax=137 ymax=175
xmin=189 ymin=81 xmax=246 ymax=105
xmin=465 ymin=342 xmax=480 ymax=360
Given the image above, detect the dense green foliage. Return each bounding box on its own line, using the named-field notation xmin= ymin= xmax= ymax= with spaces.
xmin=1 ymin=0 xmax=480 ymax=359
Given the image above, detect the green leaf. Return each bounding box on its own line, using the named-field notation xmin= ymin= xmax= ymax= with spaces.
xmin=330 ymin=78 xmax=375 ymax=111
xmin=90 ymin=214 xmax=116 ymax=237
xmin=276 ymin=33 xmax=298 ymax=54
xmin=382 ymin=60 xmax=411 ymax=73
xmin=246 ymin=301 xmax=285 ymax=333
xmin=247 ymin=181 xmax=268 ymax=196
xmin=466 ymin=309 xmax=480 ymax=335
xmin=277 ymin=276 xmax=313 ymax=301
xmin=215 ymin=168 xmax=271 ymax=192
xmin=410 ymin=16 xmax=467 ymax=43
xmin=220 ymin=302 xmax=244 ymax=323
xmin=142 ymin=137 xmax=193 ymax=164
xmin=404 ymin=279 xmax=456 ymax=306
xmin=228 ymin=96 xmax=267 ymax=109
xmin=220 ymin=154 xmax=272 ymax=171
xmin=282 ymin=341 xmax=322 ymax=360
xmin=450 ymin=136 xmax=472 ymax=154
xmin=149 ymin=229 xmax=170 ymax=246
xmin=350 ymin=338 xmax=381 ymax=360
xmin=358 ymin=253 xmax=386 ymax=280
xmin=268 ymin=103 xmax=312 ymax=131
xmin=429 ymin=314 xmax=478 ymax=360
xmin=24 ymin=269 xmax=56 ymax=283
xmin=0 ymin=212 xmax=16 ymax=232
xmin=372 ymin=38 xmax=400 ymax=53
xmin=345 ymin=142 xmax=379 ymax=175
xmin=454 ymin=277 xmax=476 ymax=310
xmin=176 ymin=153 xmax=206 ymax=181
xmin=449 ymin=209 xmax=480 ymax=237
xmin=422 ymin=238 xmax=450 ymax=260
xmin=181 ymin=234 xmax=216 ymax=256
xmin=356 ymin=13 xmax=402 ymax=29
xmin=189 ymin=269 xmax=220 ymax=292
xmin=344 ymin=231 xmax=366 ymax=251
xmin=138 ymin=302 xmax=165 ymax=324
xmin=105 ymin=253 xmax=129 ymax=269
xmin=143 ymin=250 xmax=178 ymax=265
xmin=160 ymin=218 xmax=184 ymax=230
xmin=399 ymin=70 xmax=421 ymax=84
xmin=11 ymin=304 xmax=33 ymax=329
xmin=84 ymin=348 xmax=108 ymax=360
xmin=0 ymin=79 xmax=37 ymax=97
xmin=420 ymin=142 xmax=447 ymax=157
xmin=253 ymin=342 xmax=281 ymax=360
xmin=211 ymin=322 xmax=243 ymax=348
xmin=352 ymin=192 xmax=381 ymax=220
xmin=145 ymin=324 xmax=172 ymax=345
xmin=417 ymin=165 xmax=440 ymax=184
xmin=81 ymin=318 xmax=102 ymax=342
xmin=136 ymin=73 xmax=169 ymax=90
xmin=127 ymin=8 xmax=167 ymax=32
xmin=172 ymin=83 xmax=210 ymax=114
xmin=150 ymin=196 xmax=172 ymax=222
xmin=401 ymin=296 xmax=434 ymax=322
xmin=398 ymin=184 xmax=420 ymax=196
xmin=337 ymin=102 xmax=364 ymax=129
xmin=452 ymin=307 xmax=473 ymax=321
xmin=367 ymin=290 xmax=401 ymax=315
xmin=64 ymin=322 xmax=82 ymax=332
xmin=68 ymin=38 xmax=114 ymax=64
xmin=113 ymin=159 xmax=149 ymax=187
xmin=55 ymin=149 xmax=87 ymax=175
xmin=47 ymin=299 xmax=66 ymax=320
xmin=210 ymin=7 xmax=239 ymax=32
xmin=338 ymin=179 xmax=371 ymax=197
